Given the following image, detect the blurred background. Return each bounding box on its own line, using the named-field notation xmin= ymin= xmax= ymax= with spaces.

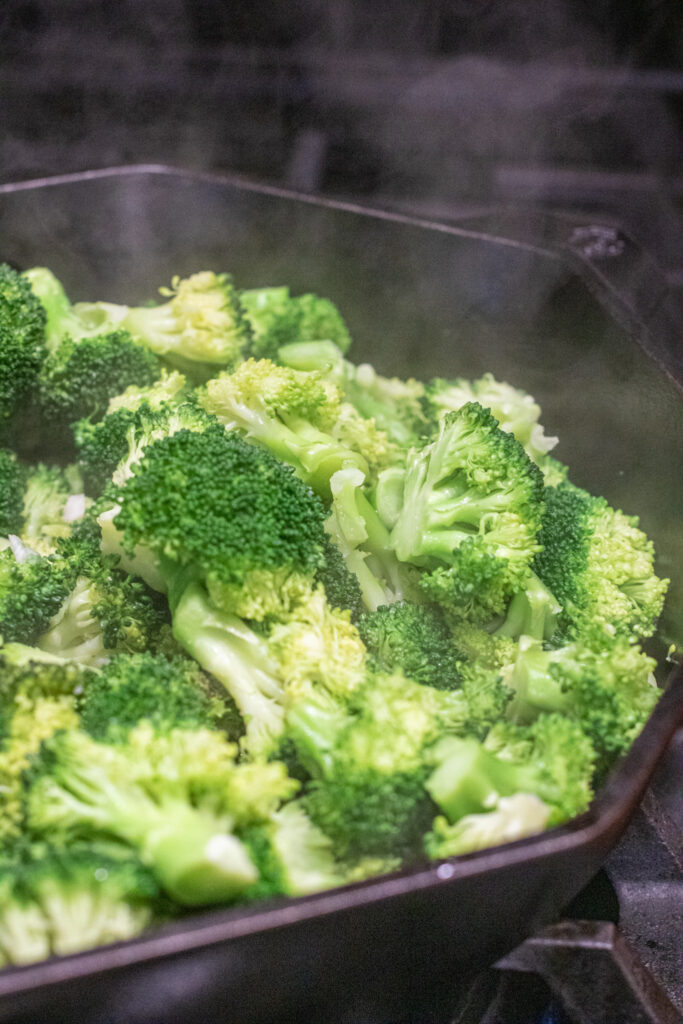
xmin=1 ymin=0 xmax=682 ymax=286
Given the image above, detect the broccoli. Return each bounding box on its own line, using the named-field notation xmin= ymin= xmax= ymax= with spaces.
xmin=0 ymin=264 xmax=47 ymax=441
xmin=390 ymin=403 xmax=545 ymax=622
xmin=424 ymin=793 xmax=551 ymax=859
xmin=533 ymin=479 xmax=669 ymax=642
xmin=287 ymin=673 xmax=467 ymax=861
xmin=279 ymin=340 xmax=428 ymax=449
xmin=26 ymin=268 xmax=253 ymax=373
xmin=0 ymin=448 xmax=24 ymax=536
xmin=427 ymin=712 xmax=595 ymax=828
xmin=492 ymin=570 xmax=561 ymax=643
xmin=425 ymin=374 xmax=558 ymax=465
xmin=18 ymin=463 xmax=88 ymax=556
xmin=38 ymin=329 xmax=162 ymax=433
xmin=25 ymin=724 xmax=262 ymax=906
xmin=0 ymin=546 xmax=74 ymax=646
xmin=0 ymin=646 xmax=84 ymax=844
xmin=501 ymin=631 xmax=659 ymax=773
xmin=78 ymin=651 xmax=224 ymax=739
xmin=314 ymin=533 xmax=366 ymax=622
xmin=0 ymin=847 xmax=162 ymax=964
xmin=357 ymin=601 xmax=462 ymax=690
xmin=202 ymin=359 xmax=369 ymax=497
xmin=240 ymin=287 xmax=352 ymax=361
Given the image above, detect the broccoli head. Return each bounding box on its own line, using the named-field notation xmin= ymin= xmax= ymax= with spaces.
xmin=0 ymin=263 xmax=47 ymax=439
xmin=357 ymin=601 xmax=463 ymax=690
xmin=0 ymin=448 xmax=25 ymax=536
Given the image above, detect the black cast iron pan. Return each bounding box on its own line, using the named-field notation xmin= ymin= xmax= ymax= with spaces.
xmin=0 ymin=167 xmax=680 ymax=1024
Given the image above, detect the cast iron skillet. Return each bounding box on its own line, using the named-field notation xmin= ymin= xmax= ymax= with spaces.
xmin=0 ymin=167 xmax=680 ymax=1024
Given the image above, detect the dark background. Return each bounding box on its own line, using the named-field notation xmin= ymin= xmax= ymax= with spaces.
xmin=1 ymin=0 xmax=682 ymax=282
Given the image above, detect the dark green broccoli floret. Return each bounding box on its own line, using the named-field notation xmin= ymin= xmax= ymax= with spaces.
xmin=113 ymin=424 xmax=327 ymax=620
xmin=0 ymin=547 xmax=74 ymax=645
xmin=315 ymin=534 xmax=366 ymax=622
xmin=78 ymin=652 xmax=223 ymax=739
xmin=0 ymin=846 xmax=162 ymax=964
xmin=357 ymin=601 xmax=462 ymax=690
xmin=38 ymin=330 xmax=162 ymax=430
xmin=0 ymin=448 xmax=25 ymax=535
xmin=391 ymin=403 xmax=545 ymax=622
xmin=0 ymin=264 xmax=47 ymax=441
xmin=533 ymin=479 xmax=669 ymax=642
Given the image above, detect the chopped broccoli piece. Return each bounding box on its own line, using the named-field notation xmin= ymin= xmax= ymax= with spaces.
xmin=25 ymin=724 xmax=260 ymax=906
xmin=0 ymin=448 xmax=25 ymax=536
xmin=78 ymin=652 xmax=223 ymax=739
xmin=391 ymin=403 xmax=545 ymax=622
xmin=0 ymin=264 xmax=47 ymax=440
xmin=38 ymin=329 xmax=161 ymax=431
xmin=425 ymin=374 xmax=558 ymax=464
xmin=240 ymin=287 xmax=352 ymax=361
xmin=425 ymin=794 xmax=551 ymax=859
xmin=533 ymin=479 xmax=669 ymax=642
xmin=314 ymin=533 xmax=366 ymax=622
xmin=357 ymin=601 xmax=462 ymax=690
xmin=0 ymin=846 xmax=162 ymax=964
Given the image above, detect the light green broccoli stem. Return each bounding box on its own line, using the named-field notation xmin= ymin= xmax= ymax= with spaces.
xmin=172 ymin=581 xmax=285 ymax=756
xmin=494 ymin=572 xmax=561 ymax=642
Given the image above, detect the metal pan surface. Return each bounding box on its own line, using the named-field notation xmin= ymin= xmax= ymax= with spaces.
xmin=0 ymin=166 xmax=680 ymax=1024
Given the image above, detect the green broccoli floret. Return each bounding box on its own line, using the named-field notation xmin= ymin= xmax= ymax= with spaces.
xmin=391 ymin=403 xmax=545 ymax=622
xmin=501 ymin=631 xmax=659 ymax=773
xmin=533 ymin=479 xmax=669 ymax=642
xmin=75 ymin=393 xmax=209 ymax=497
xmin=0 ymin=646 xmax=85 ymax=844
xmin=38 ymin=330 xmax=162 ymax=432
xmin=240 ymin=287 xmax=352 ymax=361
xmin=425 ymin=793 xmax=552 ymax=860
xmin=24 ymin=724 xmax=262 ymax=906
xmin=427 ymin=712 xmax=595 ymax=828
xmin=279 ymin=340 xmax=428 ymax=450
xmin=0 ymin=448 xmax=25 ymax=536
xmin=0 ymin=264 xmax=47 ymax=441
xmin=493 ymin=570 xmax=561 ymax=643
xmin=314 ymin=533 xmax=366 ymax=622
xmin=425 ymin=374 xmax=558 ymax=465
xmin=78 ymin=652 xmax=224 ymax=739
xmin=357 ymin=601 xmax=462 ymax=690
xmin=0 ymin=846 xmax=162 ymax=964
xmin=18 ymin=463 xmax=88 ymax=555
xmin=0 ymin=546 xmax=75 ymax=645
xmin=27 ymin=269 xmax=253 ymax=373
xmin=202 ymin=358 xmax=368 ymax=497
xmin=287 ymin=673 xmax=467 ymax=861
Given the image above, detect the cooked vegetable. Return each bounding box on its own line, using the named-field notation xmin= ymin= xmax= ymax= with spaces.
xmin=0 ymin=263 xmax=669 ymax=966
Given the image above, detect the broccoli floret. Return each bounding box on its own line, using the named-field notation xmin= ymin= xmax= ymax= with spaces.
xmin=287 ymin=674 xmax=467 ymax=861
xmin=357 ymin=601 xmax=462 ymax=690
xmin=25 ymin=724 xmax=262 ymax=906
xmin=0 ymin=264 xmax=47 ymax=440
xmin=106 ymin=368 xmax=188 ymax=415
xmin=493 ymin=570 xmax=561 ymax=643
xmin=279 ymin=341 xmax=428 ymax=450
xmin=240 ymin=287 xmax=352 ymax=362
xmin=38 ymin=330 xmax=161 ymax=433
xmin=425 ymin=374 xmax=558 ymax=465
xmin=0 ymin=647 xmax=85 ymax=844
xmin=0 ymin=546 xmax=75 ymax=645
xmin=78 ymin=652 xmax=223 ymax=739
xmin=113 ymin=424 xmax=326 ymax=621
xmin=314 ymin=533 xmax=366 ymax=622
xmin=425 ymin=793 xmax=551 ymax=860
xmin=202 ymin=359 xmax=368 ymax=497
xmin=28 ymin=269 xmax=253 ymax=374
xmin=502 ymin=631 xmax=659 ymax=774
xmin=427 ymin=712 xmax=595 ymax=828
xmin=0 ymin=846 xmax=162 ymax=964
xmin=533 ymin=480 xmax=669 ymax=642
xmin=18 ymin=463 xmax=88 ymax=555
xmin=391 ymin=403 xmax=545 ymax=622
xmin=0 ymin=448 xmax=25 ymax=536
